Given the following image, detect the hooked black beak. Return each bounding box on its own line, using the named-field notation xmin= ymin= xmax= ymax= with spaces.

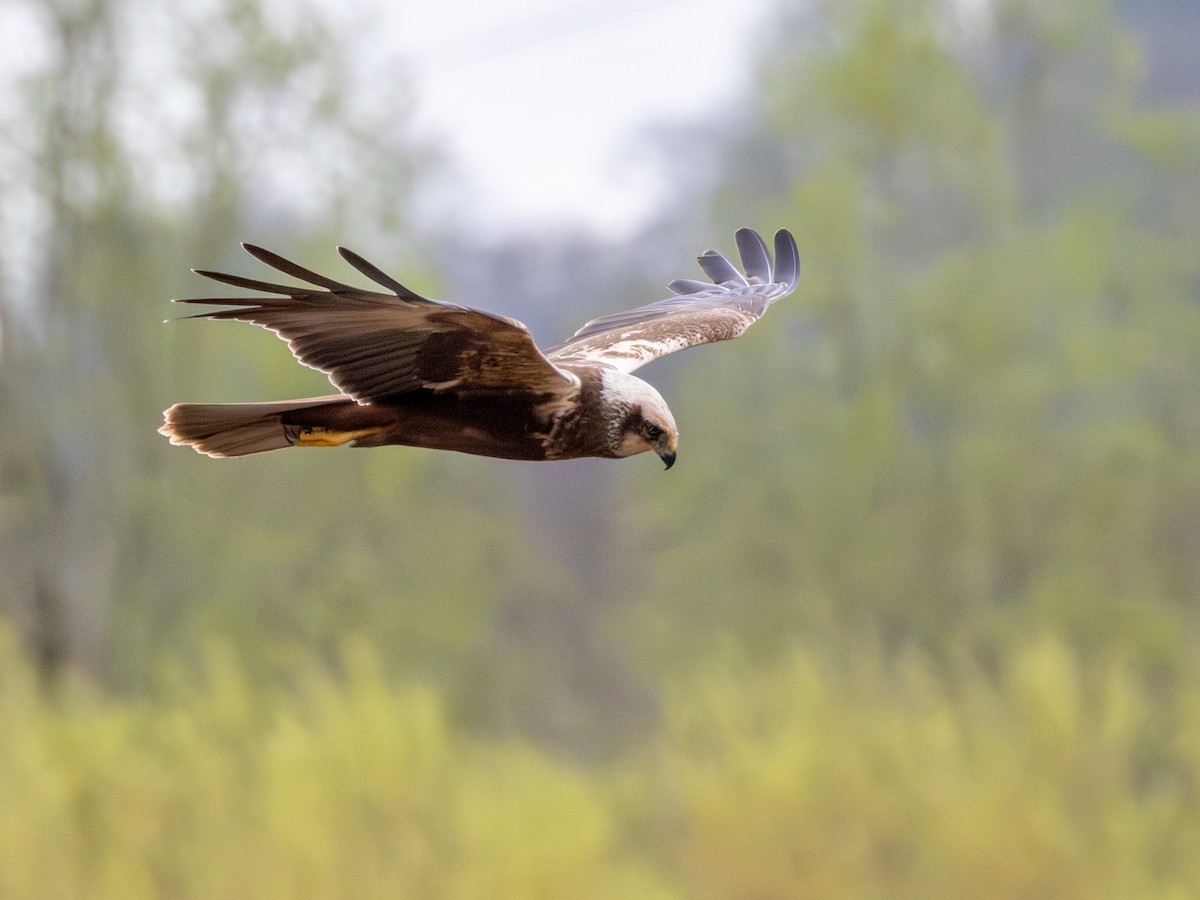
xmin=652 ymin=432 xmax=677 ymax=470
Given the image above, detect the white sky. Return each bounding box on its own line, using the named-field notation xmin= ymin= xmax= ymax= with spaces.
xmin=0 ymin=0 xmax=775 ymax=244
xmin=381 ymin=0 xmax=775 ymax=237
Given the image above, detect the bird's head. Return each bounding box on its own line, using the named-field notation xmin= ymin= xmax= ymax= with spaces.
xmin=601 ymin=369 xmax=679 ymax=469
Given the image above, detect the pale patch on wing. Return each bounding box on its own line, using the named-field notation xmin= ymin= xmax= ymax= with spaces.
xmin=588 ymin=336 xmax=693 ymax=373
xmin=547 ymin=228 xmax=799 ymax=375
xmin=423 ymin=377 xmax=465 ymax=392
xmin=606 ymin=337 xmax=691 ymax=357
xmin=534 ymin=383 xmax=582 ymax=419
xmin=533 ymin=383 xmax=583 ymax=455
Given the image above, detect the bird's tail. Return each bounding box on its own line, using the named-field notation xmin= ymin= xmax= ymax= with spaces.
xmin=159 ymin=396 xmax=373 ymax=458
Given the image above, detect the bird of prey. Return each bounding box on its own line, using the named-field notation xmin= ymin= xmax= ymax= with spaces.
xmin=160 ymin=228 xmax=799 ymax=469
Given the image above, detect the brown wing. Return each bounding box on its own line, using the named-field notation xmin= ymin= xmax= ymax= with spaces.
xmin=176 ymin=244 xmax=577 ymax=403
xmin=547 ymin=228 xmax=799 ymax=374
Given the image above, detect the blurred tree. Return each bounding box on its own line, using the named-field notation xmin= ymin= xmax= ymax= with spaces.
xmin=0 ymin=0 xmax=431 ymax=682
xmin=622 ymin=0 xmax=1200 ymax=677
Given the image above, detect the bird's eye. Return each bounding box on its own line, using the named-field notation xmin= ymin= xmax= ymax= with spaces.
xmin=644 ymin=423 xmax=663 ymax=441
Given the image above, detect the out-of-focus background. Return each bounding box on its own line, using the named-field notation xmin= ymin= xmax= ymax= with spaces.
xmin=2 ymin=0 xmax=1199 ymax=894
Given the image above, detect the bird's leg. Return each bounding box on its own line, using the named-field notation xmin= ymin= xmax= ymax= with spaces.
xmin=288 ymin=424 xmax=381 ymax=448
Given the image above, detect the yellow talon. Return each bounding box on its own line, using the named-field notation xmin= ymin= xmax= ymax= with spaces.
xmin=295 ymin=426 xmax=378 ymax=448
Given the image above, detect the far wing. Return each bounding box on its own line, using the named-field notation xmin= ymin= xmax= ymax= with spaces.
xmin=546 ymin=228 xmax=799 ymax=374
xmin=176 ymin=244 xmax=578 ymax=403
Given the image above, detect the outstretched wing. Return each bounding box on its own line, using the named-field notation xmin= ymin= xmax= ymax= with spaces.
xmin=547 ymin=228 xmax=799 ymax=374
xmin=176 ymin=244 xmax=577 ymax=403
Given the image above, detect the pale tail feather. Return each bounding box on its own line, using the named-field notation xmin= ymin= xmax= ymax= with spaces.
xmin=159 ymin=396 xmax=346 ymax=458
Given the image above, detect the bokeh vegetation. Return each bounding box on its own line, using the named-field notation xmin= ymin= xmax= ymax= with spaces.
xmin=3 ymin=627 xmax=1199 ymax=897
xmin=2 ymin=0 xmax=1198 ymax=895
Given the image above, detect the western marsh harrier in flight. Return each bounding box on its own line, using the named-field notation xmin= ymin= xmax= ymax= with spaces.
xmin=160 ymin=228 xmax=799 ymax=469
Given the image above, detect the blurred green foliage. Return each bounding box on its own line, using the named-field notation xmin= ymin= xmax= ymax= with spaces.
xmin=2 ymin=0 xmax=1199 ymax=892
xmin=2 ymin=625 xmax=1198 ymax=897
xmin=626 ymin=0 xmax=1200 ymax=681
